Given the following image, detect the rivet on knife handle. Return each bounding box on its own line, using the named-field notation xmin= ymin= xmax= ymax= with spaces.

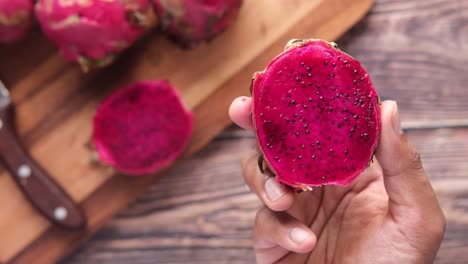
xmin=0 ymin=108 xmax=86 ymax=230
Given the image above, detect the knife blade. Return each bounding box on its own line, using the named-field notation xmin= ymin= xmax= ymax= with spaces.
xmin=0 ymin=80 xmax=86 ymax=230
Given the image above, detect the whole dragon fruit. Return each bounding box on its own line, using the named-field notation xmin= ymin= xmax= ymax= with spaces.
xmin=35 ymin=0 xmax=157 ymax=71
xmin=0 ymin=0 xmax=33 ymax=43
xmin=152 ymin=0 xmax=243 ymax=48
xmin=92 ymin=80 xmax=194 ymax=175
xmin=252 ymin=39 xmax=381 ymax=190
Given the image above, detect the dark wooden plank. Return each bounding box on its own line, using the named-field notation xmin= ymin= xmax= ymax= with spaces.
xmin=62 ymin=0 xmax=468 ymax=263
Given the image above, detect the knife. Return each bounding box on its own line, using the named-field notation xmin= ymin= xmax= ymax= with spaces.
xmin=0 ymin=80 xmax=86 ymax=230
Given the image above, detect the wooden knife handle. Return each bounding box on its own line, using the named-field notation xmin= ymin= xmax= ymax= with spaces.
xmin=0 ymin=107 xmax=86 ymax=230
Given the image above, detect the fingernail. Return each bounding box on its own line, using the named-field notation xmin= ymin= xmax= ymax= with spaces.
xmin=264 ymin=177 xmax=286 ymax=202
xmin=289 ymin=228 xmax=311 ymax=244
xmin=392 ymin=101 xmax=403 ymax=135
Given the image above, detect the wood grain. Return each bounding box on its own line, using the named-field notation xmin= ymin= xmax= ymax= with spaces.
xmin=62 ymin=0 xmax=468 ymax=263
xmin=0 ymin=0 xmax=375 ymax=263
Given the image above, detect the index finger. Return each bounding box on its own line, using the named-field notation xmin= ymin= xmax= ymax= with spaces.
xmin=229 ymin=96 xmax=254 ymax=130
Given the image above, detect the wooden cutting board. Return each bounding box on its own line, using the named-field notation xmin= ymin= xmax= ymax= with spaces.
xmin=0 ymin=0 xmax=373 ymax=263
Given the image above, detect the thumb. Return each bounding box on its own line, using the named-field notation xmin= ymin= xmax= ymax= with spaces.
xmin=376 ymin=101 xmax=440 ymax=215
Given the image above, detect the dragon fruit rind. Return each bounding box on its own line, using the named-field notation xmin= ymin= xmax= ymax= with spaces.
xmin=35 ymin=0 xmax=157 ymax=71
xmin=92 ymin=80 xmax=193 ymax=176
xmin=0 ymin=0 xmax=33 ymax=43
xmin=153 ymin=0 xmax=243 ymax=47
xmin=252 ymin=39 xmax=381 ymax=190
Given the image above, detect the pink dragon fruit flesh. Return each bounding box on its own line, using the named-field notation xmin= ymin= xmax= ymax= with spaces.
xmin=92 ymin=80 xmax=194 ymax=175
xmin=35 ymin=0 xmax=157 ymax=71
xmin=252 ymin=39 xmax=381 ymax=190
xmin=153 ymin=0 xmax=243 ymax=48
xmin=0 ymin=0 xmax=33 ymax=44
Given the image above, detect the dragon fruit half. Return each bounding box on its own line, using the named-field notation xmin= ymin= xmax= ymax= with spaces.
xmin=252 ymin=39 xmax=381 ymax=190
xmin=92 ymin=80 xmax=194 ymax=175
xmin=0 ymin=0 xmax=33 ymax=43
xmin=35 ymin=0 xmax=157 ymax=71
xmin=152 ymin=0 xmax=243 ymax=48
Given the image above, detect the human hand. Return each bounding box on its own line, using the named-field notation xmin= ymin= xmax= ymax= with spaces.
xmin=229 ymin=97 xmax=446 ymax=264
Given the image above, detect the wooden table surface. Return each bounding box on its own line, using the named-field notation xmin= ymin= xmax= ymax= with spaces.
xmin=62 ymin=0 xmax=468 ymax=263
